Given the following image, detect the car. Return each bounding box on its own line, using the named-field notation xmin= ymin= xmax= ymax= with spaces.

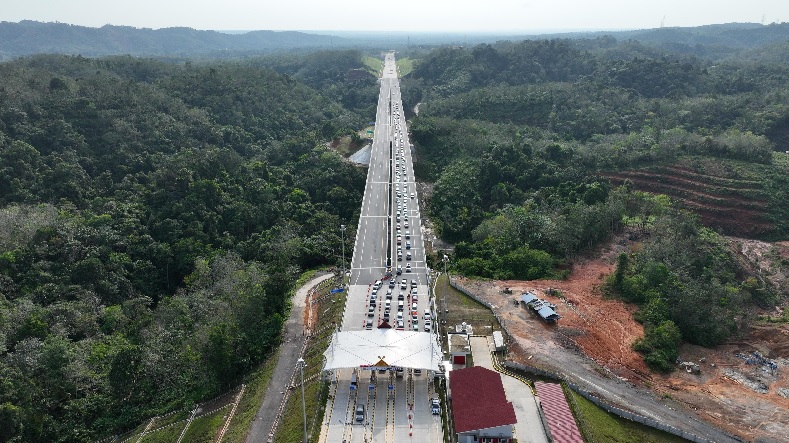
xmin=396 ymin=320 xmax=404 ymax=330
xmin=406 ymin=252 xmax=412 ymax=261
xmin=389 ymin=280 xmax=396 ymax=288
xmin=412 ymin=322 xmax=419 ymax=331
xmin=396 ymin=223 xmax=401 ymax=230
xmin=411 ymin=192 xmax=415 ymax=199
xmin=405 ymin=241 xmax=411 ymax=250
xmin=383 ymin=311 xmax=390 ymax=320
xmin=397 ymin=254 xmax=402 ymax=262
xmin=411 ymin=302 xmax=418 ymax=311
xmin=367 ymin=306 xmax=375 ymax=317
xmin=405 ymin=263 xmax=412 ymax=272
xmin=373 ymin=280 xmax=382 ymax=290
xmin=398 ymin=301 xmax=404 ymax=312
xmin=404 ymin=222 xmax=409 ymax=229
xmin=411 ymin=280 xmax=417 ymax=288
xmin=355 ymin=404 xmax=365 ymax=422
xmin=431 ymin=398 xmax=440 ymax=415
xmin=400 ymin=281 xmax=407 ymax=290
xmin=366 ymin=319 xmax=373 ymax=330
xmin=369 ymin=298 xmax=376 ymax=307
xmin=396 ymin=267 xmax=402 ymax=275
xmin=405 ymin=231 xmax=410 ymax=239
xmin=398 ymin=292 xmax=405 ymax=301
xmin=424 ymin=319 xmax=432 ymax=331
xmin=424 ymin=309 xmax=431 ymax=320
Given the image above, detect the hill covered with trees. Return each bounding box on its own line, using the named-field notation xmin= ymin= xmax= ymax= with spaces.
xmin=403 ymin=38 xmax=789 ymax=371
xmin=0 ymin=21 xmax=343 ymax=60
xmin=0 ymin=50 xmax=377 ymax=441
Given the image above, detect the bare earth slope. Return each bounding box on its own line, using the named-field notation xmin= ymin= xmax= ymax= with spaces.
xmin=457 ymin=233 xmax=789 ymax=443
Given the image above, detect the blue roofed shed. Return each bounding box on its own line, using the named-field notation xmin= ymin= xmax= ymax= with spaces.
xmin=536 ymin=306 xmax=561 ymax=323
xmin=520 ymin=293 xmax=538 ymax=304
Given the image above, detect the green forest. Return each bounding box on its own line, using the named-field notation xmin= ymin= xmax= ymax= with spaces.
xmin=402 ymin=38 xmax=789 ymax=370
xmin=0 ymin=51 xmax=377 ymax=441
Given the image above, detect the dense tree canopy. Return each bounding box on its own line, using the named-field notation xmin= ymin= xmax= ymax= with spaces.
xmin=0 ymin=51 xmax=374 ymax=441
xmin=404 ymin=38 xmax=788 ymax=369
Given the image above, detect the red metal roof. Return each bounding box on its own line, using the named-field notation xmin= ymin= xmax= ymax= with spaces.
xmin=534 ymin=382 xmax=584 ymax=443
xmin=450 ymin=366 xmax=517 ymax=433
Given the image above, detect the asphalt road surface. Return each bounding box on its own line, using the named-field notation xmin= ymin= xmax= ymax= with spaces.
xmin=320 ymin=53 xmax=442 ymax=443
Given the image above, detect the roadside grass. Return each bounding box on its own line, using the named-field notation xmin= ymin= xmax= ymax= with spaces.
xmin=395 ymin=57 xmax=415 ymax=77
xmin=180 ymin=409 xmax=228 ymax=443
xmin=138 ymin=423 xmax=184 ymax=443
xmin=434 ymin=273 xmax=501 ymax=337
xmin=567 ymin=389 xmax=689 ymax=443
xmin=363 ymin=55 xmax=383 ymax=76
xmin=153 ymin=410 xmax=191 ymax=429
xmin=220 ymin=353 xmax=280 ymax=443
xmin=273 ymin=277 xmax=346 ymax=443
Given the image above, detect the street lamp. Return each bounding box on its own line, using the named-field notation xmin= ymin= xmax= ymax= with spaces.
xmin=340 ymin=225 xmax=346 ymax=278
xmin=443 ymin=255 xmax=449 ymax=320
xmin=297 ymin=358 xmax=307 ymax=443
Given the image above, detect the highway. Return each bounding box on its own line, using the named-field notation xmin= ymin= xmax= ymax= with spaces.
xmin=319 ymin=53 xmax=443 ymax=443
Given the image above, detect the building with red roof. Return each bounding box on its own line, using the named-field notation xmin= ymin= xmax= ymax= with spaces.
xmin=450 ymin=366 xmax=517 ymax=443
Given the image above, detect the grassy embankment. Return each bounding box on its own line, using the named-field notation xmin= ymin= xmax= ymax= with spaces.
xmin=363 ymin=54 xmax=383 ymax=76
xmin=273 ymin=277 xmax=347 ymax=443
xmin=567 ymin=389 xmax=689 ymax=443
xmin=395 ymin=57 xmax=415 ymax=76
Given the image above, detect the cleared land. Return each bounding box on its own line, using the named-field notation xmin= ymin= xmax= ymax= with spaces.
xmin=457 ymin=230 xmax=789 ymax=443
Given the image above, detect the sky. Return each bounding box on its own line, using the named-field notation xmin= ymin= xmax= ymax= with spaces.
xmin=4 ymin=0 xmax=789 ymax=33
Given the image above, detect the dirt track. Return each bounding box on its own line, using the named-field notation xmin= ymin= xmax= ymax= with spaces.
xmin=456 ymin=233 xmax=789 ymax=443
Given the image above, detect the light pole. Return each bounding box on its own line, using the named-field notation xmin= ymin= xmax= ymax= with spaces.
xmin=340 ymin=225 xmax=346 ymax=278
xmin=443 ymin=255 xmax=449 ymax=321
xmin=297 ymin=358 xmax=307 ymax=443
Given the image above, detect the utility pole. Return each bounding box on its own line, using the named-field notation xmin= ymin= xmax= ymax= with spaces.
xmin=298 ymin=358 xmax=307 ymax=443
xmin=443 ymin=255 xmax=449 ymax=323
xmin=340 ymin=224 xmax=346 ymax=278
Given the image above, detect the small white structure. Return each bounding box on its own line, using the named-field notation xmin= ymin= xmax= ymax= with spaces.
xmin=448 ymin=333 xmax=471 ymax=365
xmin=455 ymin=321 xmax=474 ymax=334
xmin=492 ymin=330 xmax=505 ymax=352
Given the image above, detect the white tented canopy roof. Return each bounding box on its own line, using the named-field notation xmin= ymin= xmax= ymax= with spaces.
xmin=323 ymin=329 xmax=442 ymax=372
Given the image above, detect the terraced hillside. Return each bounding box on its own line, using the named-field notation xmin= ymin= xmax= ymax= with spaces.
xmin=601 ymin=158 xmax=776 ymax=237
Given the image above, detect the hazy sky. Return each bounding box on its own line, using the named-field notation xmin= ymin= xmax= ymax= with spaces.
xmin=5 ymin=0 xmax=789 ymax=32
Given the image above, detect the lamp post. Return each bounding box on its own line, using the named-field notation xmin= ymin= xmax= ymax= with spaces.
xmin=442 ymin=255 xmax=449 ymax=321
xmin=340 ymin=225 xmax=346 ymax=278
xmin=297 ymin=358 xmax=307 ymax=443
